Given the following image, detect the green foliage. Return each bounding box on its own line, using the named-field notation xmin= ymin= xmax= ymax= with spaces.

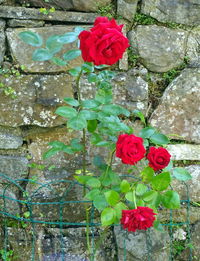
xmin=161 ymin=190 xmax=180 ymax=209
xmin=97 ymin=3 xmax=115 ymax=19
xmin=172 ymin=167 xmax=192 ymax=181
xmin=19 ymin=31 xmax=43 ymax=47
xmin=39 ymin=7 xmax=55 ymax=15
xmin=134 ymin=13 xmax=157 ymax=25
xmin=0 ymin=249 xmax=14 ymax=261
xmin=127 ymin=48 xmax=140 ymax=67
xmin=151 ymin=172 xmax=171 ymax=191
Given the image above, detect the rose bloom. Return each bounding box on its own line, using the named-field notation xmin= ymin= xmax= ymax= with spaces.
xmin=116 ymin=134 xmax=146 ymax=165
xmin=147 ymin=147 xmax=171 ymax=171
xmin=120 ymin=207 xmax=157 ymax=232
xmin=78 ymin=16 xmax=129 ymax=65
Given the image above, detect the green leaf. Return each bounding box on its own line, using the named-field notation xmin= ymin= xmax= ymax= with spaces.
xmin=67 ymin=114 xmax=87 ymax=130
xmin=114 ymin=202 xmax=128 ymax=221
xmin=136 ymin=184 xmax=148 ymax=196
xmin=93 ymin=194 xmax=108 ymax=211
xmin=55 ymin=106 xmax=77 ymax=119
xmin=58 ymin=32 xmax=77 ymax=44
xmin=32 ymin=48 xmax=53 ymax=61
xmin=125 ymin=191 xmax=135 ymax=202
xmin=141 ymin=166 xmax=154 ymax=183
xmin=87 ymin=119 xmax=97 ymax=133
xmin=86 ymin=177 xmax=101 ymax=188
xmin=137 ymin=199 xmax=145 ymax=206
xmin=51 ymin=57 xmax=67 ymax=66
xmin=63 ymin=97 xmax=79 ymax=107
xmin=43 ymin=147 xmax=60 ymax=159
xmin=68 ymin=66 xmax=81 ymax=76
xmin=172 ymin=167 xmax=192 ymax=181
xmin=108 ymin=170 xmax=121 ymax=185
xmin=48 ymin=140 xmax=65 ymax=148
xmin=46 ymin=35 xmax=62 ymax=54
xmin=88 ymin=73 xmax=98 ymax=83
xmin=120 ymin=180 xmax=130 ymax=193
xmin=133 ymin=110 xmax=146 ymax=125
xmin=63 ymin=49 xmax=81 ymax=61
xmin=150 ymin=133 xmax=169 ymax=145
xmin=74 ymin=175 xmax=91 ymax=184
xmin=70 ymin=138 xmax=83 ymax=152
xmin=95 ymin=141 xmax=111 ymax=147
xmin=82 ymin=62 xmax=94 ymax=73
xmin=101 ymin=207 xmax=116 ymax=226
xmin=93 ymin=155 xmax=106 ymax=169
xmin=139 ymin=127 xmax=156 ymax=139
xmin=142 ymin=190 xmax=158 ymax=203
xmin=79 ymin=110 xmax=97 ymax=120
xmin=102 ymin=104 xmax=130 ymax=117
xmin=151 ymin=172 xmax=171 ymax=191
xmin=81 ymin=99 xmax=101 ymax=109
xmin=104 ymin=190 xmax=120 ymax=206
xmin=154 ymin=220 xmax=164 ymax=232
xmin=90 ymin=133 xmax=102 ymax=145
xmin=74 ymin=27 xmax=85 ymax=35
xmin=163 ymin=160 xmax=173 ymax=172
xmin=85 ymin=189 xmax=100 ymax=200
xmin=161 ymin=190 xmax=180 ymax=209
xmin=19 ymin=31 xmax=43 ymax=47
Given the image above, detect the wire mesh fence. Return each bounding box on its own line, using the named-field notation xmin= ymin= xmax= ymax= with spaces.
xmin=0 ymin=172 xmax=193 ymax=261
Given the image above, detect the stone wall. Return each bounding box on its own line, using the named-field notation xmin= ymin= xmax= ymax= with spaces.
xmin=0 ymin=0 xmax=200 ymax=260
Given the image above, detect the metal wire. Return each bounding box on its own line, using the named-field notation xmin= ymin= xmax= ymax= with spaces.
xmin=0 ymin=173 xmax=192 ymax=261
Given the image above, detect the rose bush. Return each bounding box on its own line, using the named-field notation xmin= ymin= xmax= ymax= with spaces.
xmin=19 ymin=16 xmax=192 ymax=260
xmin=79 ymin=17 xmax=129 ymax=65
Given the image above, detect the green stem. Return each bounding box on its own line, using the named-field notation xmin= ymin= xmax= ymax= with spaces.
xmin=75 ymin=68 xmax=91 ymax=257
xmin=133 ymin=190 xmax=137 ymax=209
xmin=101 ymin=148 xmax=115 ymax=182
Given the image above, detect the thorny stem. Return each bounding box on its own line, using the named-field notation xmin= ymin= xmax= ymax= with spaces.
xmin=76 ymin=69 xmax=91 ymax=257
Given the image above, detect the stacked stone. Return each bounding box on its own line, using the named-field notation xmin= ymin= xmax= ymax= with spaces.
xmin=0 ymin=0 xmax=199 ymax=260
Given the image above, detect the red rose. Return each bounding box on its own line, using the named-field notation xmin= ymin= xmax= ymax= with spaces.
xmin=120 ymin=207 xmax=157 ymax=232
xmin=147 ymin=147 xmax=171 ymax=171
xmin=78 ymin=16 xmax=129 ymax=66
xmin=116 ymin=134 xmax=146 ymax=165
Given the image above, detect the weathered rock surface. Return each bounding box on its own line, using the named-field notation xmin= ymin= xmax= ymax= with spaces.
xmin=0 ymin=126 xmax=23 ymax=149
xmin=0 ymin=6 xmax=97 ymax=23
xmin=128 ymin=25 xmax=188 ymax=72
xmin=81 ymin=70 xmax=149 ymax=113
xmin=0 ymin=226 xmax=116 ymax=261
xmin=0 ymin=186 xmax=20 ymax=215
xmin=186 ymin=26 xmax=200 ymax=65
xmin=0 ymin=155 xmax=28 ymax=180
xmin=141 ymin=0 xmax=200 ymax=26
xmin=7 ymin=18 xmax=45 ymax=27
xmin=150 ymin=68 xmax=200 ymax=144
xmin=114 ymin=226 xmax=170 ymax=260
xmin=117 ymin=0 xmax=138 ymax=21
xmin=0 ymin=19 xmax=5 ymax=65
xmin=17 ymin=0 xmax=111 ymax=12
xmin=172 ymin=165 xmax=200 ymax=202
xmin=159 ymin=206 xmax=200 ymax=224
xmin=167 ymin=144 xmax=200 ymax=161
xmin=6 ymin=26 xmax=89 ymax=73
xmin=0 ymin=74 xmax=73 ymax=127
xmin=177 ymin=221 xmax=200 ymax=260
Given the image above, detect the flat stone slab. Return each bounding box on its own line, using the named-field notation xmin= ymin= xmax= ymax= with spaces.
xmin=6 ymin=26 xmax=89 ymax=73
xmin=167 ymin=144 xmax=200 ymax=161
xmin=0 ymin=155 xmax=28 ymax=180
xmin=128 ymin=25 xmax=188 ymax=72
xmin=141 ymin=0 xmax=200 ymax=26
xmin=0 ymin=19 xmax=5 ymax=65
xmin=7 ymin=19 xmax=45 ymax=27
xmin=0 ymin=74 xmax=73 ymax=127
xmin=0 ymin=6 xmax=97 ymax=23
xmin=172 ymin=165 xmax=200 ymax=202
xmin=150 ymin=68 xmax=200 ymax=144
xmin=0 ymin=126 xmax=23 ymax=149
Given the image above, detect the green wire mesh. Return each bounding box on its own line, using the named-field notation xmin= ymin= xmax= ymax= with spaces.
xmin=0 ymin=172 xmax=193 ymax=261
